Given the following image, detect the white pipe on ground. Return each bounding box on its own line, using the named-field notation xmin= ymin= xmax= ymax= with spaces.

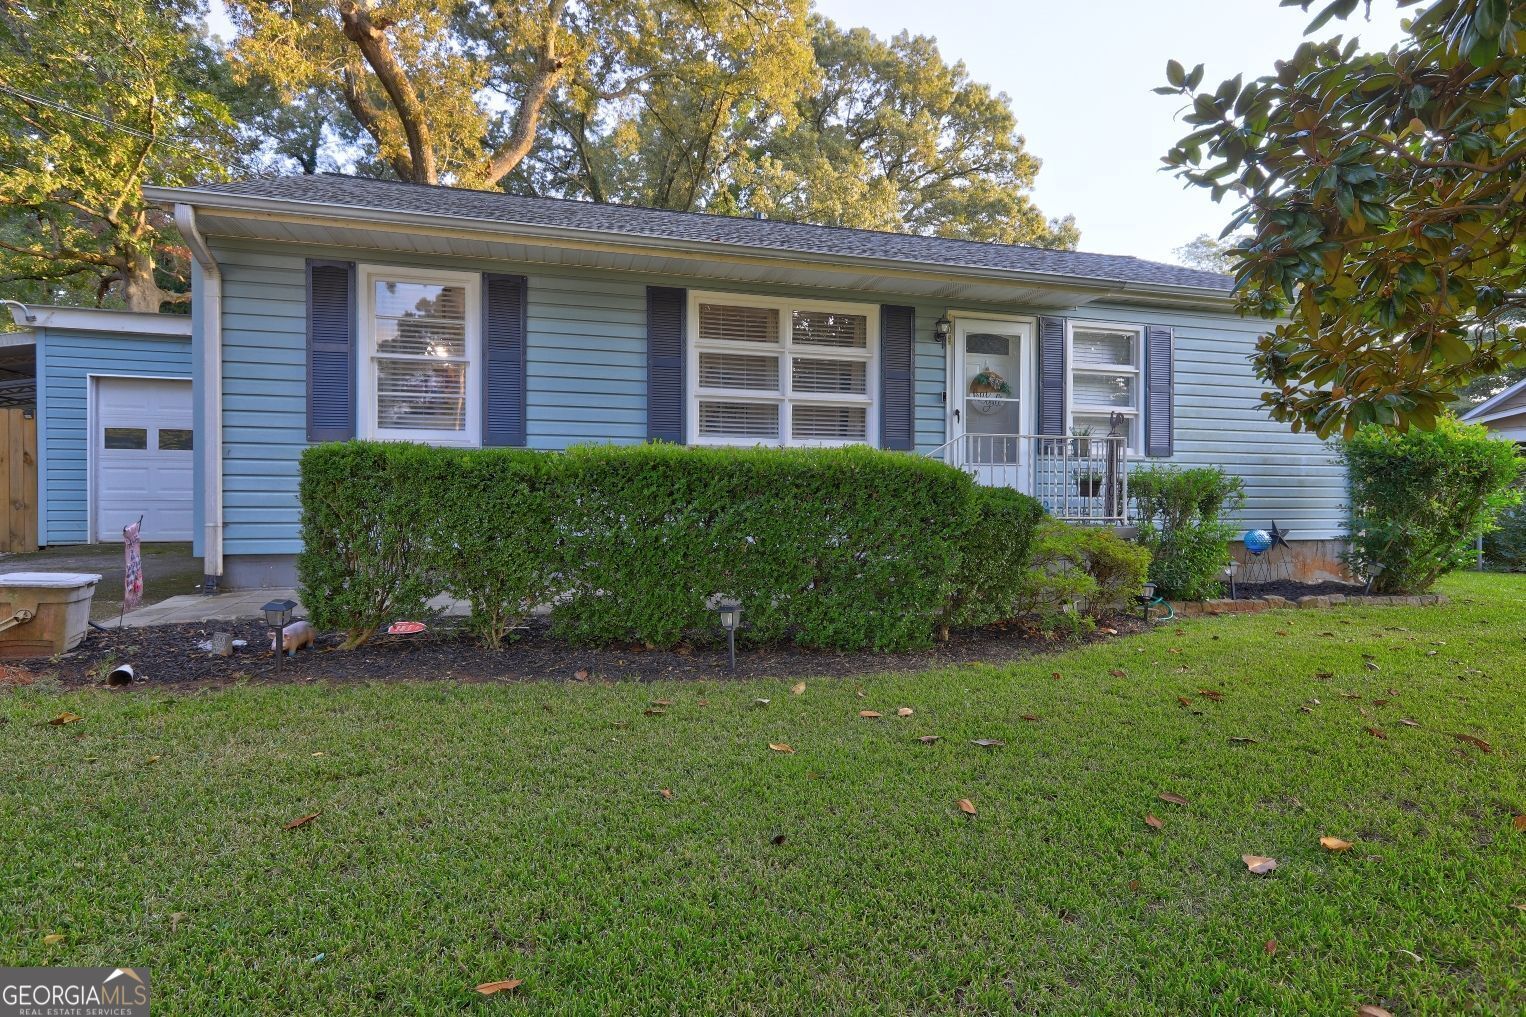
xmin=173 ymin=203 xmax=224 ymax=587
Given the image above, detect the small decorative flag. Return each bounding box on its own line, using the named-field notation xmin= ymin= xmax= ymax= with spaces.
xmin=122 ymin=518 xmax=143 ymax=613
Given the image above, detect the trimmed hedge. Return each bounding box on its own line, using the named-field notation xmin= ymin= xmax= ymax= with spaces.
xmin=297 ymin=441 xmax=1139 ymax=652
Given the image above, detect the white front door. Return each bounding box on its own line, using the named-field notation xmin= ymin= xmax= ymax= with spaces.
xmin=93 ymin=377 xmax=195 ymax=542
xmin=949 ymin=318 xmax=1035 ymax=490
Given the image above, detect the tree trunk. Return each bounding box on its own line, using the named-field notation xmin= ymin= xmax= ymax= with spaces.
xmin=120 ymin=251 xmax=164 ymax=313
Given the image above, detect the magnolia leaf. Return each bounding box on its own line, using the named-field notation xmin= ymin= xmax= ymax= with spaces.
xmin=1319 ymin=836 xmax=1354 ymax=853
xmin=1242 ymin=854 xmax=1278 ymax=874
xmin=970 ymin=739 xmax=1005 ymax=748
xmin=916 ymin=735 xmax=941 ymax=744
xmin=1366 ymin=727 xmax=1387 ymax=740
xmin=643 ymin=708 xmax=666 ymax=716
xmin=1513 ymin=815 xmax=1526 ymax=832
xmin=43 ymin=933 xmax=64 ymax=945
xmin=49 ymin=711 xmax=82 ymax=726
xmin=1051 ymin=671 xmax=1062 ymax=680
xmin=1144 ymin=814 xmax=1164 ymax=830
xmin=754 ymin=698 xmax=771 ymax=707
xmin=283 ymin=812 xmax=319 ymax=830
xmin=1159 ymin=792 xmax=1189 ymax=806
xmin=1452 ymin=732 xmax=1492 ymax=753
xmin=1265 ymin=938 xmax=1277 ymax=956
xmin=1356 ymin=1007 xmax=1395 ymax=1017
xmin=1364 ymin=660 xmax=1381 ymax=671
xmin=475 ymin=979 xmax=523 ymax=996
xmin=957 ymin=798 xmax=977 ymax=816
xmin=1109 ymin=669 xmax=1127 ymax=678
xmin=1198 ymin=689 xmax=1224 ymax=702
xmin=790 ymin=682 xmax=806 ymax=696
xmin=897 ymin=707 xmax=913 ymax=717
xmin=859 ymin=710 xmax=882 ymax=719
xmin=771 ymin=833 xmax=786 ymax=845
xmin=1398 ymin=718 xmax=1420 ymax=727
xmin=1177 ymin=696 xmax=1193 ymax=707
xmin=768 ymin=743 xmax=794 ymax=754
xmin=657 ymin=788 xmax=673 ymax=800
xmin=1228 ymin=736 xmax=1259 ymax=744
xmin=146 ymin=754 xmax=161 ymax=764
xmin=650 ymin=699 xmax=673 ymax=708
xmin=573 ymin=669 xmax=589 ymax=681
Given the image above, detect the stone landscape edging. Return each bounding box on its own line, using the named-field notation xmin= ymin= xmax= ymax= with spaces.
xmin=1169 ymin=592 xmax=1450 ymax=618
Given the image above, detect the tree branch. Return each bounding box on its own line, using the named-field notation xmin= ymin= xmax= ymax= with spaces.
xmin=338 ymin=0 xmax=436 ymax=183
xmin=484 ymin=0 xmax=570 ymax=186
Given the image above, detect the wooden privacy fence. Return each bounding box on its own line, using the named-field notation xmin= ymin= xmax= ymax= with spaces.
xmin=0 ymin=408 xmax=38 ymax=553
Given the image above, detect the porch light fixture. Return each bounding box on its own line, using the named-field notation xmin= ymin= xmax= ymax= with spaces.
xmin=933 ymin=316 xmax=952 ymax=345
xmin=717 ymin=597 xmax=742 ymax=672
xmin=1137 ymin=582 xmax=1157 ymax=623
xmin=263 ymin=598 xmax=298 ymax=672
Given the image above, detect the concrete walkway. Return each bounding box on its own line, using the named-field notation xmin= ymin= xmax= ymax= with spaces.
xmin=118 ymin=589 xmax=470 ymax=628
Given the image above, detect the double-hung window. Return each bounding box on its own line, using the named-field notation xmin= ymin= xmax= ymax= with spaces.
xmin=1068 ymin=321 xmax=1143 ymax=450
xmin=688 ymin=293 xmax=878 ymax=447
xmin=359 ymin=265 xmax=481 ymax=445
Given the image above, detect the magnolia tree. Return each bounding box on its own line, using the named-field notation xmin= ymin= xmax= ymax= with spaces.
xmin=1161 ymin=0 xmax=1526 ymax=436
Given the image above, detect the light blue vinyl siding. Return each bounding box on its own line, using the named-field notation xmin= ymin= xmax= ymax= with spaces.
xmin=35 ymin=327 xmax=192 ymax=545
xmin=206 ymin=237 xmax=1342 ymax=560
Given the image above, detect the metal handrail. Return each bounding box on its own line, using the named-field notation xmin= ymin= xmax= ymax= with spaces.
xmin=926 ymin=432 xmax=1130 ymax=525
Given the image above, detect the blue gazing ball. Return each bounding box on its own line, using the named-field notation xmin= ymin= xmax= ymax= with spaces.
xmin=1243 ymin=529 xmax=1272 ymax=554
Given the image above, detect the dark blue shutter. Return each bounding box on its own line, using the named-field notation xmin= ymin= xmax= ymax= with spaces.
xmin=482 ymin=273 xmax=527 ymax=446
xmin=646 ymin=286 xmax=686 ymax=442
xmin=1145 ymin=324 xmax=1175 ymax=457
xmin=879 ymin=305 xmax=915 ymax=450
xmin=1037 ymin=315 xmax=1067 ymax=435
xmin=306 ymin=259 xmax=355 ymax=442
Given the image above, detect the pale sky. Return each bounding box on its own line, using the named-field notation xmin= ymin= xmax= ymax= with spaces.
xmin=812 ymin=0 xmax=1409 ymax=264
xmin=207 ymin=0 xmax=1410 ymax=266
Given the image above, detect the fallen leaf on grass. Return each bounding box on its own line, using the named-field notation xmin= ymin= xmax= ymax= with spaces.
xmin=650 ymin=699 xmax=673 ymax=708
xmin=1364 ymin=660 xmax=1381 ymax=672
xmin=656 ymin=789 xmax=673 ymax=800
xmin=1451 ymin=732 xmax=1492 ymax=753
xmin=770 ymin=834 xmax=786 ymax=846
xmin=1159 ymin=792 xmax=1189 ymax=806
xmin=1512 ymin=903 xmax=1526 ymax=911
xmin=1197 ymin=689 xmax=1224 ymax=702
xmin=970 ymin=739 xmax=1005 ymax=749
xmin=916 ymin=735 xmax=941 ymax=744
xmin=1319 ymin=836 xmax=1354 ymax=853
xmin=1513 ymin=815 xmax=1526 ymax=832
xmin=283 ymin=812 xmax=319 ymax=830
xmin=42 ymin=933 xmax=64 ymax=945
xmin=754 ymin=698 xmax=770 ymax=707
xmin=1241 ymin=854 xmax=1278 ymax=874
xmin=145 ymin=755 xmax=161 ymax=764
xmin=768 ymin=743 xmax=794 ymax=754
xmin=475 ymin=979 xmax=523 ymax=996
xmin=49 ymin=712 xmax=82 ymax=726
xmin=897 ymin=708 xmax=914 ymax=718
xmin=1051 ymin=671 xmax=1062 ymax=680
xmin=1020 ymin=714 xmax=1039 ymax=722
xmin=1228 ymin=736 xmax=1259 ymax=744
xmin=1144 ymin=814 xmax=1164 ymax=830
xmin=1108 ymin=669 xmax=1127 ymax=678
xmin=1177 ymin=696 xmax=1193 ymax=708
xmin=789 ymin=682 xmax=805 ymax=696
xmin=1371 ymin=698 xmax=1389 ymax=707
xmin=643 ymin=708 xmax=666 ymax=717
xmin=1264 ymin=939 xmax=1277 ymax=957
xmin=1314 ymin=670 xmax=1334 ymax=679
xmin=859 ymin=710 xmax=882 ymax=719
xmin=957 ymin=798 xmax=977 ymax=816
xmin=1398 ymin=718 xmax=1420 ymax=728
xmin=1127 ymin=878 xmax=1140 ymax=892
xmin=573 ymin=669 xmax=589 ymax=681
xmin=1366 ymin=727 xmax=1387 ymax=740
xmin=1101 ymin=626 xmax=1119 ymax=635
xmin=1356 ymin=1006 xmax=1394 ymax=1017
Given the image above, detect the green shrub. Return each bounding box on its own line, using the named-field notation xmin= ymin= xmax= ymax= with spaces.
xmin=553 ymin=443 xmax=975 ymax=652
xmin=1130 ymin=466 xmax=1245 ymax=601
xmin=1483 ymin=496 xmax=1526 ymax=571
xmin=940 ymin=487 xmax=1047 ymax=630
xmin=296 ymin=442 xmax=443 ymax=649
xmin=1339 ymin=416 xmax=1522 ymax=592
xmin=430 ymin=448 xmax=561 ymax=649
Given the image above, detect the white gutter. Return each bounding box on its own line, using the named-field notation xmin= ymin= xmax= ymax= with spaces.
xmin=174 ymin=202 xmax=224 ymax=587
xmin=143 ymin=186 xmax=1238 ymax=311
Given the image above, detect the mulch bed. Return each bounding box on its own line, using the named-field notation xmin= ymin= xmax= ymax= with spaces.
xmin=33 ymin=614 xmax=1149 ymax=691
xmin=1230 ymin=580 xmax=1366 ymax=601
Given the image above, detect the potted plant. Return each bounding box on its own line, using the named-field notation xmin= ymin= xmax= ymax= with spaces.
xmin=1071 ymin=424 xmax=1094 ymax=459
xmin=1077 ymin=469 xmax=1104 ymax=498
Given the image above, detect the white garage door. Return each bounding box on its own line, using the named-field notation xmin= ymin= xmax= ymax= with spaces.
xmin=94 ymin=377 xmax=194 ymax=542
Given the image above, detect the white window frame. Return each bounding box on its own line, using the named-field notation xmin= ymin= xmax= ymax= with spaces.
xmin=1066 ymin=319 xmax=1144 ymax=453
xmin=685 ymin=290 xmax=879 ymax=448
xmin=357 ymin=263 xmax=482 ymax=446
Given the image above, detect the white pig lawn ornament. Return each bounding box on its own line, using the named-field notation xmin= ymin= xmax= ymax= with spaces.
xmin=272 ymin=620 xmax=316 ymax=656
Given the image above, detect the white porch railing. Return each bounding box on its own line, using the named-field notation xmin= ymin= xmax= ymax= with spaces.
xmin=926 ymin=433 xmax=1131 ymax=525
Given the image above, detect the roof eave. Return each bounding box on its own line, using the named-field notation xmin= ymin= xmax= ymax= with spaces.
xmin=145 ymin=186 xmax=1238 ymax=311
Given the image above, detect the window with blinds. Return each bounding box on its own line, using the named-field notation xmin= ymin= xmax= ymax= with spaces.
xmin=692 ymin=295 xmax=875 ymax=447
xmin=1069 ymin=323 xmax=1142 ymax=449
xmin=362 ymin=268 xmax=480 ymax=443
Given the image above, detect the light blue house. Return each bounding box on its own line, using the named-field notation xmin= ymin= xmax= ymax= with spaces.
xmin=145 ymin=175 xmax=1348 ymax=591
xmin=2 ymin=303 xmax=193 ymax=546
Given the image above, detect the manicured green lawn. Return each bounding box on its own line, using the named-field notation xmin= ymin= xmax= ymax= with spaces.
xmin=4 ymin=572 xmax=1524 ymax=1015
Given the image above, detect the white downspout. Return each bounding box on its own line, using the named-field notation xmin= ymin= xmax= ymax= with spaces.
xmin=174 ymin=203 xmax=224 ymax=587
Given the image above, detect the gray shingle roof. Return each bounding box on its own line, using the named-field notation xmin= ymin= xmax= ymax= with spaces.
xmin=180 ymin=175 xmax=1234 ymax=293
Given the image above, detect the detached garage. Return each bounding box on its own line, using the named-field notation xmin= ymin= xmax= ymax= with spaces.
xmin=4 ymin=304 xmax=193 ymax=545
